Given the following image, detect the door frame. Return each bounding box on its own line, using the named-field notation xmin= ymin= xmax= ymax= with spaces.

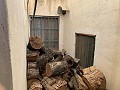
xmin=75 ymin=33 xmax=96 ymax=37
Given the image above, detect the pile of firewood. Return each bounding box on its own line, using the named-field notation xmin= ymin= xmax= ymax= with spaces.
xmin=27 ymin=36 xmax=106 ymax=90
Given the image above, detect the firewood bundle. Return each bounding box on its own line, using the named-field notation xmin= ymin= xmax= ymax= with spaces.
xmin=27 ymin=36 xmax=106 ymax=90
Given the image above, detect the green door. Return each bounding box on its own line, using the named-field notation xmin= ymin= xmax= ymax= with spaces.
xmin=75 ymin=33 xmax=96 ymax=68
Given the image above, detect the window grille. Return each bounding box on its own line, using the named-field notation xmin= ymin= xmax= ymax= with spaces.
xmin=30 ymin=16 xmax=59 ymax=50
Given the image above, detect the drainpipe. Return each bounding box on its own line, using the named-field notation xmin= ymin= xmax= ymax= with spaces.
xmin=32 ymin=0 xmax=37 ymax=19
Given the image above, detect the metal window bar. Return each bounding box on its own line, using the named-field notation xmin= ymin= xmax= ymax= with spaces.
xmin=30 ymin=16 xmax=59 ymax=50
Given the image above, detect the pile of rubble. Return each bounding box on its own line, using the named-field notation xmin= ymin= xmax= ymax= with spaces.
xmin=27 ymin=36 xmax=106 ymax=90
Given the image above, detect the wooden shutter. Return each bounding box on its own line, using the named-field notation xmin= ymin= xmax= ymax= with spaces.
xmin=75 ymin=33 xmax=96 ymax=68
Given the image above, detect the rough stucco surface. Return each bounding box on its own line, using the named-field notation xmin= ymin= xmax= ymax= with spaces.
xmin=0 ymin=0 xmax=13 ymax=90
xmin=63 ymin=0 xmax=120 ymax=90
xmin=6 ymin=0 xmax=29 ymax=90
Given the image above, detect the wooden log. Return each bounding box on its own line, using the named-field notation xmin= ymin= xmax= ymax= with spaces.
xmin=52 ymin=79 xmax=67 ymax=90
xmin=27 ymin=68 xmax=40 ymax=79
xmin=62 ymin=72 xmax=70 ymax=82
xmin=53 ymin=55 xmax=63 ymax=62
xmin=68 ymin=81 xmax=74 ymax=89
xmin=42 ymin=77 xmax=56 ymax=86
xmin=39 ymin=47 xmax=53 ymax=59
xmin=82 ymin=68 xmax=90 ymax=75
xmin=42 ymin=70 xmax=47 ymax=77
xmin=41 ymin=77 xmax=67 ymax=90
xmin=71 ymin=76 xmax=81 ymax=90
xmin=72 ymin=69 xmax=88 ymax=90
xmin=98 ymin=79 xmax=106 ymax=90
xmin=27 ymin=36 xmax=42 ymax=50
xmin=53 ymin=51 xmax=63 ymax=59
xmin=72 ymin=58 xmax=81 ymax=68
xmin=61 ymin=49 xmax=67 ymax=56
xmin=43 ymin=84 xmax=56 ymax=90
xmin=75 ymin=66 xmax=83 ymax=77
xmin=39 ymin=47 xmax=54 ymax=63
xmin=27 ymin=50 xmax=39 ymax=62
xmin=82 ymin=66 xmax=96 ymax=75
xmin=73 ymin=58 xmax=80 ymax=64
xmin=75 ymin=74 xmax=88 ymax=90
xmin=38 ymin=47 xmax=46 ymax=55
xmin=41 ymin=77 xmax=57 ymax=90
xmin=82 ymin=69 xmax=106 ymax=90
xmin=63 ymin=55 xmax=74 ymax=67
xmin=28 ymin=62 xmax=37 ymax=69
xmin=46 ymin=61 xmax=69 ymax=77
xmin=28 ymin=79 xmax=42 ymax=90
xmin=36 ymin=55 xmax=49 ymax=71
xmin=62 ymin=70 xmax=73 ymax=82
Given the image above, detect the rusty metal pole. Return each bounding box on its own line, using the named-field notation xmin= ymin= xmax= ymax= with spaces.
xmin=32 ymin=0 xmax=38 ymax=19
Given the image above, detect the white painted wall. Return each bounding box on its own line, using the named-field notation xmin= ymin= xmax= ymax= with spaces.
xmin=6 ymin=0 xmax=29 ymax=90
xmin=63 ymin=0 xmax=120 ymax=90
xmin=0 ymin=0 xmax=13 ymax=90
xmin=28 ymin=0 xmax=66 ymax=50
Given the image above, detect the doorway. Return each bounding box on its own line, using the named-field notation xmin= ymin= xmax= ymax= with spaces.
xmin=75 ymin=33 xmax=96 ymax=68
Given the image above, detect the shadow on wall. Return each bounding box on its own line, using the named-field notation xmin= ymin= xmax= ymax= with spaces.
xmin=0 ymin=0 xmax=13 ymax=90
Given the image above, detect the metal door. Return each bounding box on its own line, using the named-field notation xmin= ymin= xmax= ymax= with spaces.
xmin=30 ymin=16 xmax=59 ymax=50
xmin=75 ymin=33 xmax=96 ymax=68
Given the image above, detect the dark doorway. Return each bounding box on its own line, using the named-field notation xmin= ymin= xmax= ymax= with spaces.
xmin=75 ymin=33 xmax=96 ymax=68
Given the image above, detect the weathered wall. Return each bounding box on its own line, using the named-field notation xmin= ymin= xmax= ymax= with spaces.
xmin=63 ymin=0 xmax=120 ymax=90
xmin=28 ymin=0 xmax=120 ymax=89
xmin=6 ymin=0 xmax=29 ymax=90
xmin=0 ymin=0 xmax=13 ymax=90
xmin=28 ymin=0 xmax=67 ymax=50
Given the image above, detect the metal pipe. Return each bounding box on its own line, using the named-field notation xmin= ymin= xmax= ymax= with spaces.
xmin=32 ymin=0 xmax=38 ymax=19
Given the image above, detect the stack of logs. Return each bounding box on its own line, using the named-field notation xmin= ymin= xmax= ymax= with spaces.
xmin=27 ymin=36 xmax=106 ymax=90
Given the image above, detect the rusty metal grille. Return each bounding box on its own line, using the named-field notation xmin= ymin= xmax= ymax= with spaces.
xmin=30 ymin=16 xmax=59 ymax=50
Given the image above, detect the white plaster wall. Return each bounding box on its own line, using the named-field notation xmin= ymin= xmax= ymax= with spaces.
xmin=28 ymin=0 xmax=66 ymax=50
xmin=6 ymin=0 xmax=29 ymax=90
xmin=0 ymin=0 xmax=13 ymax=90
xmin=63 ymin=0 xmax=120 ymax=90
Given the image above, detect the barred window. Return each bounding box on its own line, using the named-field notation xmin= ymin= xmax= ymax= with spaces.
xmin=30 ymin=16 xmax=59 ymax=50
